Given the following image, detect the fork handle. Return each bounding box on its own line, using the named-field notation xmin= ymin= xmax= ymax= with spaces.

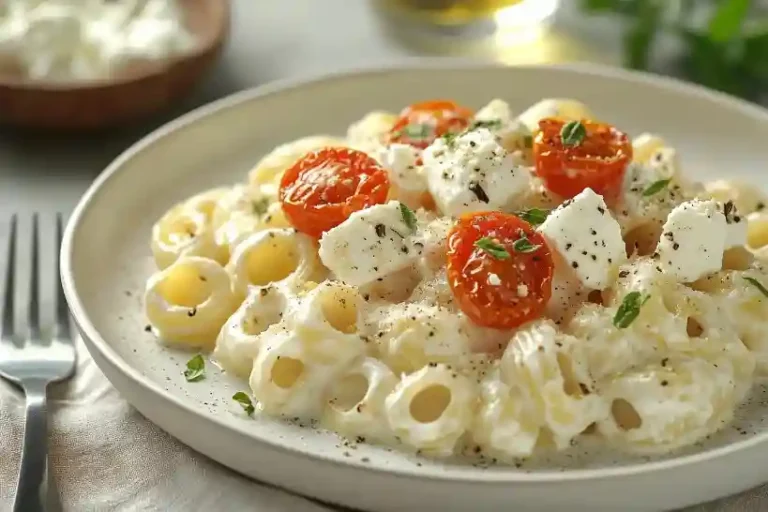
xmin=13 ymin=380 xmax=48 ymax=512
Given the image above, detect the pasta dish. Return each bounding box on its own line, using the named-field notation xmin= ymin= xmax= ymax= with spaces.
xmin=143 ymin=97 xmax=768 ymax=462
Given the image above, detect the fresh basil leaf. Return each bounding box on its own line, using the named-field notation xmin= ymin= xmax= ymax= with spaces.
xmin=474 ymin=237 xmax=511 ymax=260
xmin=399 ymin=202 xmax=418 ymax=232
xmin=184 ymin=354 xmax=205 ymax=382
xmin=709 ymin=0 xmax=751 ymax=43
xmin=512 ymin=234 xmax=542 ymax=254
xmin=745 ymin=276 xmax=768 ymax=298
xmin=560 ymin=121 xmax=586 ymax=147
xmin=642 ymin=179 xmax=671 ymax=197
xmin=613 ymin=291 xmax=651 ymax=329
xmin=516 ymin=208 xmax=549 ymax=226
xmin=232 ymin=391 xmax=255 ymax=416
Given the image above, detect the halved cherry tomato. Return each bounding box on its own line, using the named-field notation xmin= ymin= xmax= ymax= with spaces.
xmin=446 ymin=211 xmax=554 ymax=330
xmin=279 ymin=147 xmax=390 ymax=238
xmin=533 ymin=118 xmax=632 ymax=202
xmin=388 ymin=100 xmax=473 ymax=149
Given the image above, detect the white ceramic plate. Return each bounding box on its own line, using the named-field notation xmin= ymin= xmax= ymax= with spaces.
xmin=61 ymin=62 xmax=768 ymax=512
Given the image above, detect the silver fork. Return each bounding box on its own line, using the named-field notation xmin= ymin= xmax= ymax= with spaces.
xmin=0 ymin=214 xmax=76 ymax=512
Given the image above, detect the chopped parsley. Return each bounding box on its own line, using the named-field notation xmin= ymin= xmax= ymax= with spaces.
xmin=642 ymin=179 xmax=671 ymax=197
xmin=475 ymin=237 xmax=510 ymax=260
xmin=183 ymin=354 xmax=205 ymax=382
xmin=441 ymin=131 xmax=458 ymax=147
xmin=399 ymin=202 xmax=418 ymax=232
xmin=560 ymin=120 xmax=586 ymax=147
xmin=232 ymin=391 xmax=255 ymax=416
xmin=512 ymin=233 xmax=541 ymax=253
xmin=516 ymin=208 xmax=549 ymax=226
xmin=744 ymin=277 xmax=768 ymax=298
xmin=251 ymin=197 xmax=270 ymax=216
xmin=613 ymin=292 xmax=651 ymax=329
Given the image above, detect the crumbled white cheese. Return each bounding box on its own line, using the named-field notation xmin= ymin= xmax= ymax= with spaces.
xmin=475 ymin=99 xmax=533 ymax=155
xmin=538 ymin=188 xmax=626 ymax=289
xmin=318 ymin=201 xmax=423 ymax=286
xmin=646 ymin=146 xmax=680 ymax=180
xmin=376 ymin=143 xmax=428 ymax=209
xmin=488 ymin=273 xmax=501 ymax=286
xmin=656 ymin=199 xmax=726 ymax=282
xmin=422 ymin=128 xmax=530 ymax=217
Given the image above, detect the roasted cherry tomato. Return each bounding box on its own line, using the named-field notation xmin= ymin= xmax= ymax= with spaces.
xmin=388 ymin=100 xmax=473 ymax=149
xmin=446 ymin=211 xmax=554 ymax=330
xmin=279 ymin=147 xmax=390 ymax=238
xmin=533 ymin=118 xmax=632 ymax=202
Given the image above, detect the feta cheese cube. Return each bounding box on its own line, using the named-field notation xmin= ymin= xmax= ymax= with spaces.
xmin=475 ymin=98 xmax=532 ymax=154
xmin=318 ymin=201 xmax=423 ymax=286
xmin=538 ymin=188 xmax=626 ymax=289
xmin=656 ymin=199 xmax=726 ymax=282
xmin=422 ymin=128 xmax=531 ymax=217
xmin=376 ymin=144 xmax=428 ymax=209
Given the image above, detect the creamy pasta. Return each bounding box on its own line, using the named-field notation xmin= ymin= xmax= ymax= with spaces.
xmin=144 ymin=97 xmax=767 ymax=463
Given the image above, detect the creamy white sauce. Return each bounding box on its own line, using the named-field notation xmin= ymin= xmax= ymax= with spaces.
xmin=0 ymin=0 xmax=196 ymax=82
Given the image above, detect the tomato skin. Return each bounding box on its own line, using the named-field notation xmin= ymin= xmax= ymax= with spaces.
xmin=446 ymin=211 xmax=554 ymax=330
xmin=388 ymin=100 xmax=473 ymax=149
xmin=533 ymin=118 xmax=632 ymax=202
xmin=279 ymin=147 xmax=390 ymax=238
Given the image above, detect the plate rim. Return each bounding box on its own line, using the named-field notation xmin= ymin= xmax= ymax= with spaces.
xmin=61 ymin=59 xmax=768 ymax=484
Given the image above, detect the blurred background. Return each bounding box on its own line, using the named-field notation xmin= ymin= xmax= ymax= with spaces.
xmin=0 ymin=0 xmax=767 ymax=215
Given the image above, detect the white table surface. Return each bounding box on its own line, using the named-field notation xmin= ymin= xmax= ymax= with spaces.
xmin=2 ymin=1 xmax=763 ymax=511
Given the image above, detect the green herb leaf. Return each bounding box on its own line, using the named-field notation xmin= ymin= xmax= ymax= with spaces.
xmin=560 ymin=121 xmax=586 ymax=147
xmin=441 ymin=131 xmax=458 ymax=146
xmin=399 ymin=202 xmax=418 ymax=232
xmin=393 ymin=123 xmax=433 ymax=141
xmin=232 ymin=391 xmax=255 ymax=416
xmin=613 ymin=291 xmax=651 ymax=329
xmin=251 ymin=197 xmax=270 ymax=216
xmin=516 ymin=208 xmax=549 ymax=226
xmin=709 ymin=0 xmax=751 ymax=43
xmin=184 ymin=354 xmax=205 ymax=382
xmin=744 ymin=276 xmax=768 ymax=298
xmin=469 ymin=119 xmax=503 ymax=131
xmin=642 ymin=179 xmax=671 ymax=197
xmin=474 ymin=237 xmax=511 ymax=260
xmin=512 ymin=233 xmax=542 ymax=253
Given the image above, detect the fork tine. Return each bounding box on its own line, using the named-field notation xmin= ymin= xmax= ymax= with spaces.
xmin=27 ymin=213 xmax=40 ymax=341
xmin=54 ymin=214 xmax=71 ymax=343
xmin=2 ymin=214 xmax=17 ymax=341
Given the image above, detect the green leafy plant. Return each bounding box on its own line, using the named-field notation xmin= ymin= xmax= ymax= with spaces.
xmin=581 ymin=0 xmax=768 ymax=100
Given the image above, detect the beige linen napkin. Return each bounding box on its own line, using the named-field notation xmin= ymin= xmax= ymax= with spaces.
xmin=0 ymin=336 xmax=765 ymax=512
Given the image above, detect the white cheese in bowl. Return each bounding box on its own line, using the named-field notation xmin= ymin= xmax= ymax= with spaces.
xmin=0 ymin=0 xmax=196 ymax=82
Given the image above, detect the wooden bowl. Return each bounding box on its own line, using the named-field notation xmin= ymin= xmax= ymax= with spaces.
xmin=0 ymin=0 xmax=230 ymax=130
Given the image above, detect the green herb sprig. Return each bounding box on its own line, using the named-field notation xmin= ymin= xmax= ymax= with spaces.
xmin=475 ymin=237 xmax=511 ymax=260
xmin=184 ymin=355 xmax=205 ymax=382
xmin=613 ymin=291 xmax=651 ymax=329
